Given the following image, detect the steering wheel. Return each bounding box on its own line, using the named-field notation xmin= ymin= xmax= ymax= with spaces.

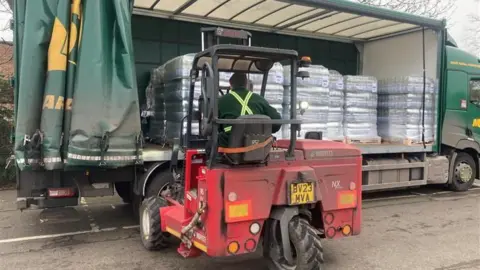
xmin=200 ymin=63 xmax=214 ymax=137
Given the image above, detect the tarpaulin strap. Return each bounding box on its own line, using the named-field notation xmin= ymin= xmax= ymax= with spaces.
xmin=224 ymin=91 xmax=253 ymax=133
xmin=36 ymin=131 xmax=45 ymax=167
xmin=218 ymin=136 xmax=273 ymax=154
xmin=99 ymin=132 xmax=110 ymax=166
xmin=22 ymin=135 xmax=31 ymax=166
xmin=135 ymin=134 xmax=142 ymax=165
xmin=23 ymin=130 xmax=44 ymax=166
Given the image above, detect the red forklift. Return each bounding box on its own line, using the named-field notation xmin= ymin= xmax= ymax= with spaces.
xmin=139 ymin=28 xmax=362 ymax=270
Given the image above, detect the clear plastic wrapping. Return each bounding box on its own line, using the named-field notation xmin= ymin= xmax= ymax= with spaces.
xmin=144 ymin=66 xmax=166 ymax=143
xmin=344 ymin=75 xmax=379 ymax=140
xmin=326 ymin=70 xmax=344 ymax=140
xmin=251 ymin=63 xmax=284 ymax=139
xmin=150 ymin=54 xmax=232 ymax=143
xmin=162 ymin=54 xmax=196 ymax=81
xmin=164 ymin=79 xmax=201 ymax=141
xmin=283 ymin=65 xmax=330 ymax=138
xmin=378 ymin=76 xmax=437 ymax=143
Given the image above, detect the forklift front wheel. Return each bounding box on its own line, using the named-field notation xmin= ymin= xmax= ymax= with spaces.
xmin=139 ymin=197 xmax=170 ymax=250
xmin=265 ymin=217 xmax=324 ymax=270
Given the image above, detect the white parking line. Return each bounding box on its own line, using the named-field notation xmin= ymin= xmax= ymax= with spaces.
xmin=122 ymin=225 xmax=140 ymax=230
xmin=0 ymin=226 xmax=138 ymax=244
xmin=80 ymin=197 xmax=100 ymax=232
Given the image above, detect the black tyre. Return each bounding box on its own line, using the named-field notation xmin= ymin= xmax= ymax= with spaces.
xmin=115 ymin=182 xmax=132 ymax=204
xmin=139 ymin=196 xmax=170 ymax=250
xmin=449 ymin=152 xmax=476 ymax=192
xmin=132 ymin=168 xmax=175 ymax=220
xmin=265 ymin=217 xmax=324 ymax=270
xmin=145 ymin=169 xmax=175 ymax=198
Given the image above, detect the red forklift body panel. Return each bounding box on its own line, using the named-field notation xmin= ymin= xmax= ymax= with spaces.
xmin=161 ymin=140 xmax=362 ymax=257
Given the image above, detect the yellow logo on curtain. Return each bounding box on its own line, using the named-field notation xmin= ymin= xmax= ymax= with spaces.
xmin=48 ymin=0 xmax=82 ymax=71
xmin=473 ymin=119 xmax=480 ymax=128
xmin=43 ymin=95 xmax=73 ymax=111
xmin=48 ymin=18 xmax=68 ymax=71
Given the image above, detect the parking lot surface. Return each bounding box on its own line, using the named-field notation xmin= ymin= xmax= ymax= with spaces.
xmin=0 ymin=185 xmax=479 ymax=270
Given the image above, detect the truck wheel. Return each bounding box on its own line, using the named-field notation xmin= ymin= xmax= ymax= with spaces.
xmin=449 ymin=152 xmax=476 ymax=192
xmin=139 ymin=196 xmax=170 ymax=250
xmin=145 ymin=169 xmax=174 ymax=198
xmin=265 ymin=217 xmax=324 ymax=270
xmin=115 ymin=182 xmax=132 ymax=204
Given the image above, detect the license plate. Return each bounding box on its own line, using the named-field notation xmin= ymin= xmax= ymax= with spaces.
xmin=289 ymin=182 xmax=315 ymax=205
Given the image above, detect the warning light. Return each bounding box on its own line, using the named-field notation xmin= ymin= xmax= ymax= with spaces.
xmin=299 ymin=56 xmax=312 ymax=68
xmin=342 ymin=225 xmax=352 ymax=236
xmin=324 ymin=213 xmax=334 ymax=225
xmin=228 ymin=192 xmax=238 ymax=202
xmin=244 ymin=239 xmax=256 ymax=252
xmin=326 ymin=227 xmax=336 ymax=238
xmin=249 ymin=222 xmax=261 ymax=235
xmin=227 ymin=241 xmax=240 ymax=254
xmin=301 ymin=56 xmax=312 ymax=62
xmin=48 ymin=188 xmax=75 ymax=198
xmin=350 ymin=182 xmax=356 ymax=190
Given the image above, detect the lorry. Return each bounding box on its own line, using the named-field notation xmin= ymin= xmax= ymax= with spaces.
xmin=10 ymin=0 xmax=479 ymax=247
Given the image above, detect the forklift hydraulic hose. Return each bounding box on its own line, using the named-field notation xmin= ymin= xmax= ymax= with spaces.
xmin=181 ymin=202 xmax=207 ymax=236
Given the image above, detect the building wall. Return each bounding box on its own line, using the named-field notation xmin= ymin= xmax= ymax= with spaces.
xmin=0 ymin=42 xmax=13 ymax=79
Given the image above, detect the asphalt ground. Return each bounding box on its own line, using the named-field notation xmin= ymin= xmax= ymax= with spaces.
xmin=0 ymin=183 xmax=479 ymax=270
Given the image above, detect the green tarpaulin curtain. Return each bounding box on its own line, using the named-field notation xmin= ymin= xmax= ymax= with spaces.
xmin=14 ymin=0 xmax=142 ymax=171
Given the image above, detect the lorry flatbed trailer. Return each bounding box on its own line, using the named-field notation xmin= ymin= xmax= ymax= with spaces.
xmin=142 ymin=143 xmax=434 ymax=162
xmin=142 ymin=142 xmax=435 ymax=192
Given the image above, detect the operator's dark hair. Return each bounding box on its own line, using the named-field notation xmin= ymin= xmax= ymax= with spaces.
xmin=229 ymin=72 xmax=248 ymax=89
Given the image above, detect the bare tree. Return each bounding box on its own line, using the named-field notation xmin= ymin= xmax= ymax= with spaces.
xmin=464 ymin=13 xmax=480 ymax=56
xmin=0 ymin=0 xmax=11 ymax=41
xmin=356 ymin=0 xmax=456 ymax=20
xmin=0 ymin=0 xmax=12 ymax=67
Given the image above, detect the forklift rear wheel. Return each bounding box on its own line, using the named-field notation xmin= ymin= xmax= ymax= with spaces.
xmin=139 ymin=196 xmax=170 ymax=250
xmin=449 ymin=152 xmax=476 ymax=192
xmin=265 ymin=217 xmax=324 ymax=270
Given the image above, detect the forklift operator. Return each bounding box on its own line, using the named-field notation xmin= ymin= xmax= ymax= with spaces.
xmin=218 ymin=72 xmax=282 ymax=147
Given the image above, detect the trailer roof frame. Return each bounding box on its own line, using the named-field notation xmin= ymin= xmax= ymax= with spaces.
xmin=133 ymin=0 xmax=446 ymax=44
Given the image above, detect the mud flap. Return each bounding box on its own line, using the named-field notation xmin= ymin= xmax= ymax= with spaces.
xmin=268 ymin=207 xmax=299 ymax=265
xmin=448 ymin=151 xmax=457 ymax=184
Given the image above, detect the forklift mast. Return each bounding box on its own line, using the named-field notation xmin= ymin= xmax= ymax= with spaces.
xmin=201 ymin=27 xmax=252 ymax=50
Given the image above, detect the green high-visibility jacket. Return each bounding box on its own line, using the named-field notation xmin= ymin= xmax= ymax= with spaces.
xmin=218 ymin=88 xmax=282 ymax=147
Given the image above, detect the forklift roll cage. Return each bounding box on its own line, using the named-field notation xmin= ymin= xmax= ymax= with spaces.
xmin=184 ymin=43 xmax=307 ymax=167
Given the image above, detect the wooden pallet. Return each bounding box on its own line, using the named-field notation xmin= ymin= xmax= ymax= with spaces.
xmin=323 ymin=137 xmax=346 ymax=143
xmin=382 ymin=138 xmax=434 ymax=146
xmin=345 ymin=137 xmax=382 ymax=145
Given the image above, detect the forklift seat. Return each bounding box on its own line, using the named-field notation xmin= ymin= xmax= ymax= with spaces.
xmin=218 ymin=115 xmax=273 ymax=165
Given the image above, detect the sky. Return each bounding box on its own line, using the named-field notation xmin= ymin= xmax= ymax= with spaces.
xmin=0 ymin=1 xmax=478 ymax=54
xmin=449 ymin=0 xmax=479 ymax=52
xmin=0 ymin=10 xmax=11 ymax=42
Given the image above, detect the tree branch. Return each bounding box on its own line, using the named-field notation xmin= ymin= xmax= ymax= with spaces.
xmin=355 ymin=0 xmax=456 ymax=19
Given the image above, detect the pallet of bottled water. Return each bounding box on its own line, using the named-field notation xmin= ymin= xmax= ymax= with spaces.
xmin=378 ymin=76 xmax=436 ymax=145
xmin=344 ymin=75 xmax=381 ymax=144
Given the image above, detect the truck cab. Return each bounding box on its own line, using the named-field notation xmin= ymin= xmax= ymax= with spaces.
xmin=440 ymin=46 xmax=480 ymax=190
